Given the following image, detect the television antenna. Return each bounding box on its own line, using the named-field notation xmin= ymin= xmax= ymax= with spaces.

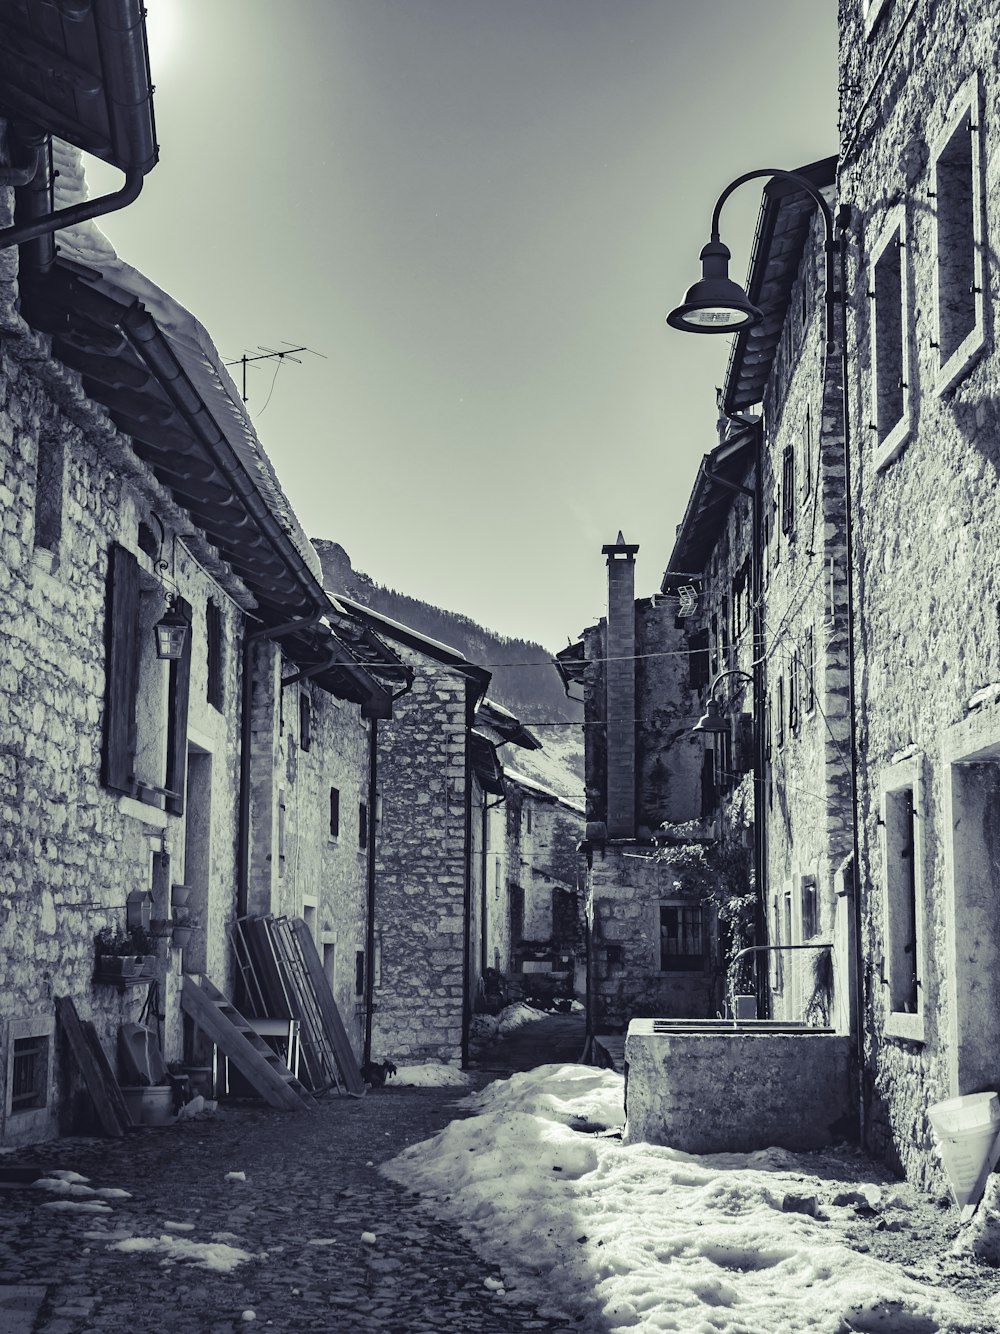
xmin=223 ymin=342 xmax=325 ymax=408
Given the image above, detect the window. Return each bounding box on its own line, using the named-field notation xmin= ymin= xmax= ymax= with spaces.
xmin=802 ymin=406 xmax=813 ymax=505
xmin=329 ymin=787 xmax=340 ymax=838
xmin=776 ymin=675 xmax=785 ymax=749
xmin=299 ymin=693 xmax=311 ymax=752
xmin=801 ymin=876 xmax=819 ymax=940
xmin=789 ymin=651 xmax=801 ymax=734
xmin=732 ymin=560 xmax=750 ymax=641
xmin=804 ymin=627 xmax=815 ymax=715
xmin=932 ymin=75 xmax=985 ymax=393
xmin=102 ymin=543 xmax=192 ymax=814
xmin=206 ymin=600 xmax=224 ymax=710
xmin=358 ymin=801 xmax=368 ymax=849
xmin=880 ymin=757 xmax=926 ymax=1039
xmin=659 ymin=903 xmax=704 ymax=972
xmin=869 ymin=211 xmax=910 ymax=466
xmin=688 ymin=628 xmax=710 ymax=691
xmin=781 ymin=447 xmax=796 ymax=536
xmin=526 ymin=806 xmax=532 ymax=835
xmin=10 ymin=1034 xmax=48 ymax=1113
xmin=33 ymin=432 xmax=65 ymax=558
xmin=355 ymin=949 xmax=365 ymax=996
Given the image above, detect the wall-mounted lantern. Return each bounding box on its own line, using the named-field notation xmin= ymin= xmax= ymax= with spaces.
xmin=154 ymin=594 xmax=188 ymax=660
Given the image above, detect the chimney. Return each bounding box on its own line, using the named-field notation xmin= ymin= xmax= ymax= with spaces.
xmin=602 ymin=532 xmax=639 ymax=838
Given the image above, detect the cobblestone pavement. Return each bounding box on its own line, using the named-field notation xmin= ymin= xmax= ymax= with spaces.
xmin=0 ymin=1020 xmax=594 ymax=1334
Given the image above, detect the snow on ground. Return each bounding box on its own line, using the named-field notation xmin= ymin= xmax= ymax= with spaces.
xmin=391 ymin=1063 xmax=473 ymax=1089
xmin=383 ymin=1063 xmax=990 ymax=1333
xmin=471 ymin=1001 xmax=553 ymax=1046
xmin=109 ymin=1234 xmax=259 ymax=1273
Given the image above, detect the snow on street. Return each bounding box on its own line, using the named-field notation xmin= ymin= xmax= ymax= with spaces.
xmin=383 ymin=1063 xmax=998 ymax=1333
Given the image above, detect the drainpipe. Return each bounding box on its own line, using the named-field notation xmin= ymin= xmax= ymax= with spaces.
xmin=461 ymin=685 xmax=475 ymax=1068
xmin=237 ymin=610 xmax=327 ymax=918
xmin=0 ymin=166 xmax=145 ymax=249
xmin=838 ymin=206 xmax=866 ymax=1140
xmin=363 ymin=717 xmax=378 ymax=1067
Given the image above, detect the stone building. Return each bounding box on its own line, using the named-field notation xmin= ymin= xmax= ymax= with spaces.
xmin=838 ymin=0 xmax=1000 ymax=1184
xmin=0 ymin=12 xmax=397 ymax=1144
xmin=664 ymin=158 xmax=856 ymax=1034
xmin=557 ymin=535 xmax=713 ymax=1033
xmin=503 ymin=769 xmax=586 ymax=999
xmin=328 ymin=598 xmax=538 ymax=1066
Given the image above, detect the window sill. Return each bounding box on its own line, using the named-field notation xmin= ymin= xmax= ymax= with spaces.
xmin=935 ymin=326 xmax=986 ymax=399
xmin=884 ymin=1010 xmax=925 ymax=1044
xmin=117 ymin=796 xmax=169 ymax=828
xmin=874 ymin=417 xmax=911 ymax=473
xmin=864 ymin=0 xmax=892 ymax=36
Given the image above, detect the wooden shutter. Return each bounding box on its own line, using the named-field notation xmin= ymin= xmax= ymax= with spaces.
xmin=102 ymin=543 xmax=140 ymax=794
xmin=165 ymin=595 xmax=192 ymax=816
xmin=206 ymin=599 xmax=224 ymax=710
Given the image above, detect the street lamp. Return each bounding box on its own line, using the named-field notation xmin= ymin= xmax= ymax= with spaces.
xmin=666 ymin=239 xmax=763 ymax=334
xmin=692 ymin=669 xmax=753 ymax=738
xmin=666 ymin=167 xmax=835 ymax=352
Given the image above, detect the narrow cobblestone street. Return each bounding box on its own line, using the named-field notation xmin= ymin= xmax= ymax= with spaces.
xmin=0 ymin=1020 xmax=592 ymax=1334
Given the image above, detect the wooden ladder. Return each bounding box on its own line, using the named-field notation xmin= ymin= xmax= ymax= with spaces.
xmin=180 ymin=974 xmax=316 ymax=1112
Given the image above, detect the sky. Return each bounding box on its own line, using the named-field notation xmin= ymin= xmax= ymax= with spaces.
xmin=85 ymin=1 xmax=839 ymax=652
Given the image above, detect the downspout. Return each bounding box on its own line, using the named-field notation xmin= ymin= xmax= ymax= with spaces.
xmin=0 ymin=167 xmax=145 ymax=249
xmin=237 ymin=610 xmax=327 ymax=919
xmin=363 ymin=717 xmax=378 ymax=1067
xmin=839 ymin=206 xmax=866 ymax=1140
xmin=461 ymin=685 xmax=475 ymax=1068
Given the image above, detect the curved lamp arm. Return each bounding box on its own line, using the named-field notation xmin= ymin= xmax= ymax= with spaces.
xmin=708 ymin=167 xmax=836 ymax=352
xmin=707 ymin=668 xmax=753 ymax=703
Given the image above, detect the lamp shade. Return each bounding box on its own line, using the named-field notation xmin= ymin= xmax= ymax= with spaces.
xmin=667 ymin=239 xmax=763 ymax=335
xmin=692 ymin=698 xmax=731 ymax=736
xmin=154 ymin=596 xmax=188 ymax=660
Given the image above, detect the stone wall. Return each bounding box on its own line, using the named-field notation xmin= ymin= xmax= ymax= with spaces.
xmin=249 ymin=656 xmax=373 ymax=1062
xmin=0 ymin=319 xmax=249 ymax=1144
xmin=756 ymin=212 xmax=854 ymax=1028
xmin=370 ymin=648 xmax=473 ymax=1064
xmin=839 ymin=0 xmax=1000 ymax=1187
xmin=588 ymin=844 xmax=716 ymax=1032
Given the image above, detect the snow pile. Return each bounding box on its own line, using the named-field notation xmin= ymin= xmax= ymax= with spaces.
xmin=391 ymin=1063 xmax=473 ymax=1089
xmin=496 ymin=1002 xmax=551 ymax=1037
xmin=384 ymin=1064 xmax=982 ymax=1332
xmin=110 ymin=1233 xmax=259 ymax=1273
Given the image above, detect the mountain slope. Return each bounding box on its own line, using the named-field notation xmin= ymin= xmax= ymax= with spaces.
xmin=314 ymin=540 xmax=584 ymax=799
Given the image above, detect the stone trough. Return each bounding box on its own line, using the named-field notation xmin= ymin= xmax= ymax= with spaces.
xmin=623 ymin=1017 xmax=853 ymax=1153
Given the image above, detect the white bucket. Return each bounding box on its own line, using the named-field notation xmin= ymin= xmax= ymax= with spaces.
xmin=928 ymin=1092 xmax=1000 ymax=1208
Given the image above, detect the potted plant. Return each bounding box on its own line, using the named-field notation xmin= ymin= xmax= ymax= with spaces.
xmin=95 ymin=924 xmax=155 ymax=979
xmin=171 ymin=907 xmax=199 ymax=950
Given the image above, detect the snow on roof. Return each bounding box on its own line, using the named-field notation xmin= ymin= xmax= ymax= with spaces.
xmin=504 ymin=767 xmax=585 ymax=815
xmin=50 ymin=140 xmax=323 ymax=587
